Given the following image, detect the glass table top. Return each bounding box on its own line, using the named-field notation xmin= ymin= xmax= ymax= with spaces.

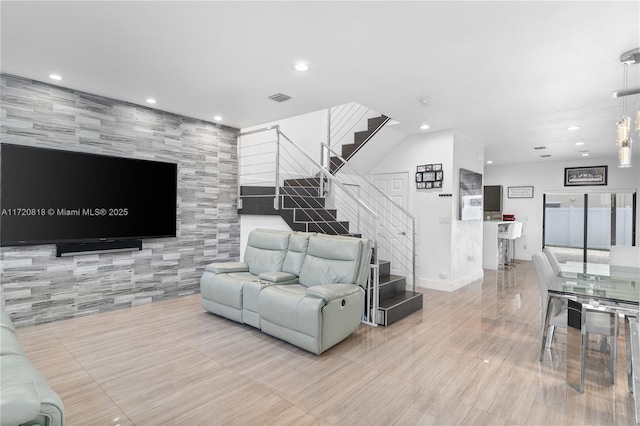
xmin=550 ymin=262 xmax=640 ymax=306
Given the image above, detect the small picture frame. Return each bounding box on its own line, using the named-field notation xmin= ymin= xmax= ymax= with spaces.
xmin=415 ymin=172 xmax=423 ymax=182
xmin=433 ymin=180 xmax=442 ymax=188
xmin=564 ymin=165 xmax=608 ymax=186
xmin=423 ymin=171 xmax=435 ymax=182
xmin=425 ymin=181 xmax=433 ymax=189
xmin=417 ymin=165 xmax=426 ymax=172
xmin=433 ymin=163 xmax=442 ymax=171
xmin=417 ymin=182 xmax=426 ymax=189
xmin=507 ymin=186 xmax=534 ymax=198
xmin=425 ymin=164 xmax=433 ymax=171
xmin=435 ymin=171 xmax=443 ymax=181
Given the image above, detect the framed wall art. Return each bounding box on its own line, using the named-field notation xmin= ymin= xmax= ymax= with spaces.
xmin=416 ymin=164 xmax=443 ymax=189
xmin=459 ymin=168 xmax=483 ymax=221
xmin=564 ymin=165 xmax=608 ymax=186
xmin=507 ymin=186 xmax=534 ymax=198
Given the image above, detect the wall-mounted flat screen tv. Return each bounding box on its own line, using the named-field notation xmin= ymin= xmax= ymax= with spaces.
xmin=1 ymin=144 xmax=177 ymax=246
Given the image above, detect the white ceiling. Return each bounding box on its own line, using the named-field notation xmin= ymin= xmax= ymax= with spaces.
xmin=1 ymin=1 xmax=639 ymax=166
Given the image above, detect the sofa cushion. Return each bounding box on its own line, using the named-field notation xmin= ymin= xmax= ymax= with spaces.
xmin=259 ymin=285 xmax=323 ymax=337
xmin=200 ymin=272 xmax=256 ymax=309
xmin=282 ymin=232 xmax=313 ymax=276
xmin=244 ymin=229 xmax=290 ymax=275
xmin=298 ymin=236 xmax=363 ymax=287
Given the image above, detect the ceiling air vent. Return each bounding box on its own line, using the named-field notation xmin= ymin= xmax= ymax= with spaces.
xmin=268 ymin=93 xmax=292 ymax=103
xmin=534 ymin=146 xmax=547 ymax=150
xmin=541 ymin=154 xmax=552 ymax=158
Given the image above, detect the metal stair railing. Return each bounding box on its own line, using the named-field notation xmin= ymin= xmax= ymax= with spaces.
xmin=238 ymin=125 xmax=381 ymax=325
xmin=321 ymin=143 xmax=416 ymax=291
xmin=328 ymin=102 xmax=377 ymax=149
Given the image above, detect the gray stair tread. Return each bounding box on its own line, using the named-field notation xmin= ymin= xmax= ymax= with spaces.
xmin=379 ymin=291 xmax=422 ymax=309
xmin=379 ymin=274 xmax=405 ymax=285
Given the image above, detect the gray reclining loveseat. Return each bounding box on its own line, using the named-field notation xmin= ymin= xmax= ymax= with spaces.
xmin=0 ymin=307 xmax=64 ymax=426
xmin=200 ymin=229 xmax=372 ymax=355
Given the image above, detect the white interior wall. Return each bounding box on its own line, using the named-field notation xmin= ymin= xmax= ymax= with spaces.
xmin=450 ymin=131 xmax=485 ymax=288
xmin=484 ymin=156 xmax=640 ymax=261
xmin=240 ymin=109 xmax=327 ymax=184
xmin=369 ymin=130 xmax=471 ymax=291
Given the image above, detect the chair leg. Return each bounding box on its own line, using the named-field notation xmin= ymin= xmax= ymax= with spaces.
xmin=610 ymin=315 xmax=619 ymax=384
xmin=547 ymin=326 xmax=555 ymax=348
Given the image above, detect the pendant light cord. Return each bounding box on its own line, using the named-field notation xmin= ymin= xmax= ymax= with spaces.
xmin=622 ymin=63 xmax=628 ymax=119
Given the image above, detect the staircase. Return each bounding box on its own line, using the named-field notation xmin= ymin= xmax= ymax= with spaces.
xmin=377 ymin=260 xmax=423 ymax=326
xmin=329 ymin=115 xmax=389 ymax=174
xmin=238 ymin=108 xmax=421 ymax=326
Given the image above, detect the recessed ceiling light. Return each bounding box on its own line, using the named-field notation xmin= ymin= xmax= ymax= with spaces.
xmin=581 ymin=152 xmax=590 ymax=157
xmin=214 ymin=116 xmax=222 ymax=121
xmin=293 ymin=62 xmax=309 ymax=72
xmin=486 ymin=160 xmax=493 ymax=164
xmin=146 ymin=98 xmax=156 ymax=104
xmin=49 ymin=74 xmax=62 ymax=81
xmin=419 ymin=124 xmax=430 ymax=130
xmin=566 ymin=126 xmax=581 ymax=131
xmin=574 ymin=141 xmax=585 ymax=146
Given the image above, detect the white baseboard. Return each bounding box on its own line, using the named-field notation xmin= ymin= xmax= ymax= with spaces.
xmin=415 ymin=269 xmax=484 ymax=292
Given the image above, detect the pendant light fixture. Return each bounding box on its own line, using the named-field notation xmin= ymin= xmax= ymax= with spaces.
xmin=615 ymin=48 xmax=640 ymax=168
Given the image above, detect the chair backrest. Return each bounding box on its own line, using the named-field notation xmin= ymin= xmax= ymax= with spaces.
xmin=299 ymin=234 xmax=371 ymax=288
xmin=244 ymin=229 xmax=291 ymax=275
xmin=610 ymin=245 xmax=640 ymax=267
xmin=542 ymin=247 xmax=562 ymax=276
xmin=532 ymin=251 xmax=557 ymax=325
xmin=282 ymin=232 xmax=314 ymax=276
xmin=515 ymin=222 xmax=523 ymax=238
xmin=503 ymin=222 xmax=520 ymax=239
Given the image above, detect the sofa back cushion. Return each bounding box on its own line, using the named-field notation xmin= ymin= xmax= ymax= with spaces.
xmin=282 ymin=232 xmax=314 ymax=276
xmin=299 ymin=235 xmax=367 ymax=287
xmin=244 ymin=229 xmax=291 ymax=275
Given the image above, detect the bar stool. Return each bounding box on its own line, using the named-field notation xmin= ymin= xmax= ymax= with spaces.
xmin=498 ymin=222 xmax=522 ymax=269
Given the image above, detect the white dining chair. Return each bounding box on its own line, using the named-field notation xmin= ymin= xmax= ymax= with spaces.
xmin=543 ymin=247 xmax=562 ymax=276
xmin=610 ymin=245 xmax=640 ymax=267
xmin=533 ymin=252 xmax=618 ymax=383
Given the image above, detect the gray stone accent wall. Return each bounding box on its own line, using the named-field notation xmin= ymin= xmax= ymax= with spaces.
xmin=0 ymin=74 xmax=240 ymax=326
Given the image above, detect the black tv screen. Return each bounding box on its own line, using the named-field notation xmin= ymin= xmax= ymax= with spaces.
xmin=1 ymin=144 xmax=177 ymax=246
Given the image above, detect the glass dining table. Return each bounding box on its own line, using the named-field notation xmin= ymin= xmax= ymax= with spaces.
xmin=543 ymin=261 xmax=640 ymax=422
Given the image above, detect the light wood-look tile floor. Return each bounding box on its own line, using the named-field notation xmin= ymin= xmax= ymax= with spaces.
xmin=14 ymin=260 xmax=637 ymax=425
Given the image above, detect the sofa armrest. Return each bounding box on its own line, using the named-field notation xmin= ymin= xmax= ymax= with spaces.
xmin=258 ymin=271 xmax=298 ymax=284
xmin=205 ymin=262 xmax=249 ymax=274
xmin=306 ymin=284 xmax=361 ymax=301
xmin=0 ymin=379 xmax=40 ymax=425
